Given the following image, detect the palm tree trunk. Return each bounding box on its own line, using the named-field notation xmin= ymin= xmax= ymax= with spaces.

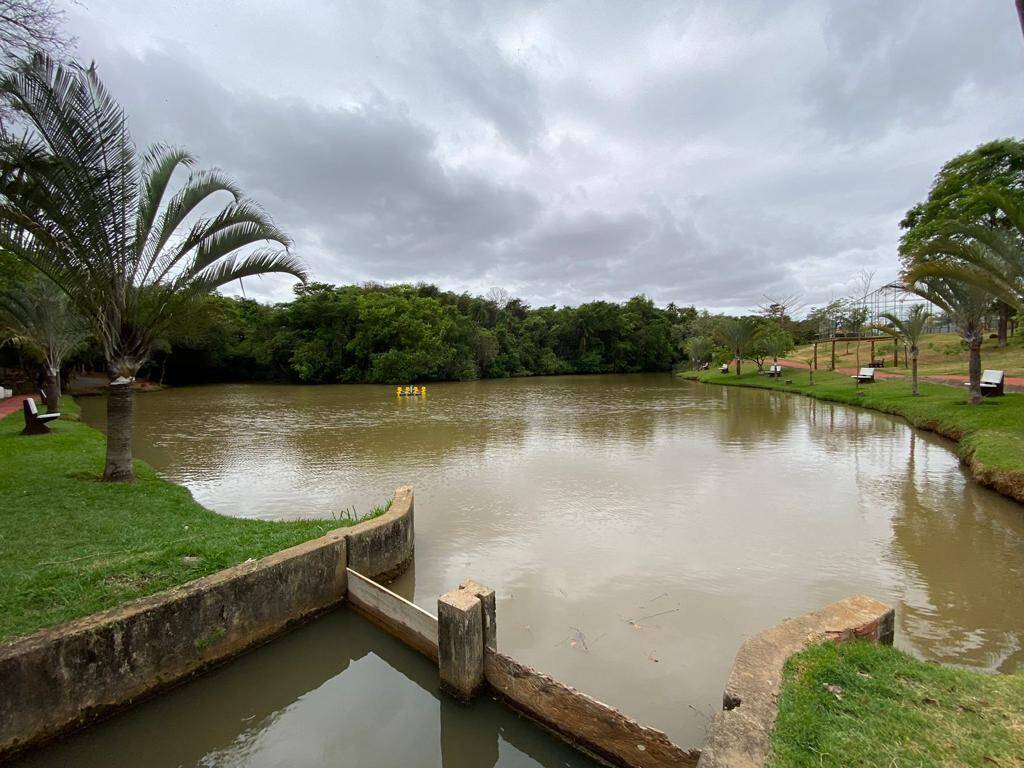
xmin=45 ymin=368 xmax=61 ymax=414
xmin=967 ymin=336 xmax=982 ymax=405
xmin=910 ymin=349 xmax=919 ymax=396
xmin=103 ymin=380 xmax=135 ymax=481
xmin=998 ymin=303 xmax=1009 ymax=349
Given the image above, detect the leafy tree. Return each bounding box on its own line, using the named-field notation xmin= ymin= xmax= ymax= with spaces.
xmin=762 ymin=327 xmax=794 ymax=364
xmin=900 ymin=139 xmax=1024 ymax=346
xmin=684 ymin=336 xmax=712 ymax=369
xmin=0 ymin=273 xmax=87 ymax=410
xmin=0 ymin=57 xmax=305 ymax=480
xmin=716 ymin=317 xmax=761 ymax=376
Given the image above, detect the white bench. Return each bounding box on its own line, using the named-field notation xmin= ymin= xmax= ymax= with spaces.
xmin=965 ymin=369 xmax=1004 ymax=396
xmin=766 ymin=363 xmax=782 ymax=378
xmin=720 ymin=363 xmax=729 ymax=374
xmin=21 ymin=397 xmax=60 ymax=435
xmin=0 ymin=386 xmax=10 ymax=400
xmin=852 ymin=367 xmax=875 ymax=384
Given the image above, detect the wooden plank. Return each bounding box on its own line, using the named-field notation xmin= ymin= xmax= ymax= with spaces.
xmin=484 ymin=651 xmax=700 ymax=768
xmin=345 ymin=568 xmax=438 ymax=661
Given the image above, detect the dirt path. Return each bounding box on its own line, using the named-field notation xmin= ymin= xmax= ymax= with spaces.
xmin=0 ymin=395 xmax=28 ymax=419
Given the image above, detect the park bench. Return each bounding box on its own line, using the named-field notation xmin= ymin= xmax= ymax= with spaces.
xmin=766 ymin=363 xmax=782 ymax=378
xmin=0 ymin=386 xmax=9 ymax=400
xmin=720 ymin=363 xmax=729 ymax=374
xmin=21 ymin=397 xmax=60 ymax=435
xmin=698 ymin=362 xmax=710 ymax=371
xmin=869 ymin=359 xmax=885 ymax=368
xmin=852 ymin=367 xmax=875 ymax=384
xmin=965 ymin=369 xmax=1004 ymax=397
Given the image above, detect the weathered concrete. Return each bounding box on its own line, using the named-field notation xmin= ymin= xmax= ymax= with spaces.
xmin=485 ymin=651 xmax=701 ymax=768
xmin=438 ymin=586 xmax=485 ymax=700
xmin=0 ymin=486 xmax=415 ymax=761
xmin=346 ymin=567 xmax=439 ymax=661
xmin=346 ymin=485 xmax=416 ymax=582
xmin=697 ymin=595 xmax=894 ymax=768
xmin=459 ymin=579 xmax=497 ymax=651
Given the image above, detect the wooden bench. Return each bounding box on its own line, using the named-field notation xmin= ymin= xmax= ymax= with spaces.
xmin=965 ymin=369 xmax=1004 ymax=397
xmin=851 ymin=367 xmax=875 ymax=384
xmin=21 ymin=397 xmax=60 ymax=435
xmin=869 ymin=359 xmax=885 ymax=368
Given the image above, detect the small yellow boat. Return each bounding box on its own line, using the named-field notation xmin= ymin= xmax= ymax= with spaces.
xmin=395 ymin=385 xmax=427 ymax=397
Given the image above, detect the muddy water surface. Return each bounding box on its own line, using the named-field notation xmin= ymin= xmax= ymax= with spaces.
xmin=66 ymin=374 xmax=1024 ymax=755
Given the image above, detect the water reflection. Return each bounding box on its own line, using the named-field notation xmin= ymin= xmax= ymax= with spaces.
xmin=11 ymin=610 xmax=595 ymax=768
xmin=77 ymin=374 xmax=1024 ymax=747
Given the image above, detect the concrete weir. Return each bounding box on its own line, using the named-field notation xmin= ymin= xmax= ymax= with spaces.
xmin=1 ymin=484 xmax=896 ymax=768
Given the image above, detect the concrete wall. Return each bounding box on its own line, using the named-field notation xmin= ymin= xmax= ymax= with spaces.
xmin=697 ymin=595 xmax=894 ymax=768
xmin=0 ymin=486 xmax=415 ymax=760
xmin=485 ymin=651 xmax=700 ymax=768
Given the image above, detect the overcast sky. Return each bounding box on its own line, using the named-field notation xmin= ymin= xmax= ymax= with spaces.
xmin=65 ymin=1 xmax=1023 ymax=313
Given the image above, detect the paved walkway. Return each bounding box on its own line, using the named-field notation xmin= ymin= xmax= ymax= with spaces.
xmin=0 ymin=395 xmax=28 ymax=419
xmin=776 ymin=360 xmax=1024 ymax=393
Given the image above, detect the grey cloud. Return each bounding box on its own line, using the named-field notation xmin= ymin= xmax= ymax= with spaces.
xmin=66 ymin=0 xmax=1024 ymax=312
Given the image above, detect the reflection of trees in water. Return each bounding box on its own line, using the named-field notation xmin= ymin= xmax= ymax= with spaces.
xmin=890 ymin=431 xmax=1024 ymax=672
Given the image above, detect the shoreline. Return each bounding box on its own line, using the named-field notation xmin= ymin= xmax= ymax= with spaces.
xmin=679 ymin=368 xmax=1024 ymax=506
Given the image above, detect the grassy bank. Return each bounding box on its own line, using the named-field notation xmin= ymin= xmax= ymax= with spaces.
xmin=770 ymin=641 xmax=1024 ymax=767
xmin=680 ymin=367 xmax=1024 ymax=503
xmin=0 ymin=400 xmax=380 ymax=642
xmin=791 ymin=331 xmax=1024 ymax=378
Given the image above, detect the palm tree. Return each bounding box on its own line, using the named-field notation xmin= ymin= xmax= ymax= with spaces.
xmin=716 ymin=318 xmax=761 ymax=376
xmin=684 ymin=336 xmax=712 ymax=370
xmin=902 ymin=277 xmax=990 ymax=404
xmin=873 ymin=304 xmax=932 ymax=396
xmin=761 ymin=328 xmax=793 ymax=365
xmin=0 ymin=56 xmax=306 ymax=480
xmin=903 ymin=188 xmax=1024 ymax=313
xmin=0 ymin=273 xmax=88 ymax=411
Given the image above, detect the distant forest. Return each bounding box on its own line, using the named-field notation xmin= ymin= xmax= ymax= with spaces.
xmin=111 ymin=282 xmax=815 ymax=386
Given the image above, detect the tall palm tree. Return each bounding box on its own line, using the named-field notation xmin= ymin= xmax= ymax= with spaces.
xmin=902 ymin=277 xmax=990 ymax=404
xmin=873 ymin=304 xmax=932 ymax=396
xmin=716 ymin=318 xmax=761 ymax=376
xmin=0 ymin=273 xmax=88 ymax=411
xmin=0 ymin=56 xmax=306 ymax=480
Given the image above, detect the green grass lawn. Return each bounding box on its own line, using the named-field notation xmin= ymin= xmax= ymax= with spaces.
xmin=0 ymin=399 xmax=379 ymax=642
xmin=770 ymin=642 xmax=1024 ymax=768
xmin=681 ymin=367 xmax=1024 ymax=498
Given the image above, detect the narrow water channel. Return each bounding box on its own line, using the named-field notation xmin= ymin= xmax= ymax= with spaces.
xmin=68 ymin=373 xmax=1024 ymax=752
xmin=11 ymin=609 xmax=594 ymax=767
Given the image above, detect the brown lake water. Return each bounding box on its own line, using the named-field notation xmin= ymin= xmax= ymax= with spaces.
xmin=60 ymin=374 xmax=1024 ymax=758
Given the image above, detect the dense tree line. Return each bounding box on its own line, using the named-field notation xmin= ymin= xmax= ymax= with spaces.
xmin=149 ymin=283 xmax=707 ymax=385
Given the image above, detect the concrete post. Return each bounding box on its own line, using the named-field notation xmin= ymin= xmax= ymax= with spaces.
xmin=438 ymin=587 xmax=485 ymax=701
xmin=459 ymin=580 xmax=496 ymax=651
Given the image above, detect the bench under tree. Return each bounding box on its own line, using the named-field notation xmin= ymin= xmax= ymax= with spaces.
xmin=21 ymin=397 xmax=60 ymax=435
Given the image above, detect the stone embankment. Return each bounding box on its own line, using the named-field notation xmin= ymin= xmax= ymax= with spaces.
xmin=0 ymin=486 xmax=415 ymax=760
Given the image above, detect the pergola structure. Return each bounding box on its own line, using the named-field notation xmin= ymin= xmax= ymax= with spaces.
xmin=809 ymin=283 xmax=939 ymax=371
xmin=811 ymin=334 xmax=899 ymax=371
